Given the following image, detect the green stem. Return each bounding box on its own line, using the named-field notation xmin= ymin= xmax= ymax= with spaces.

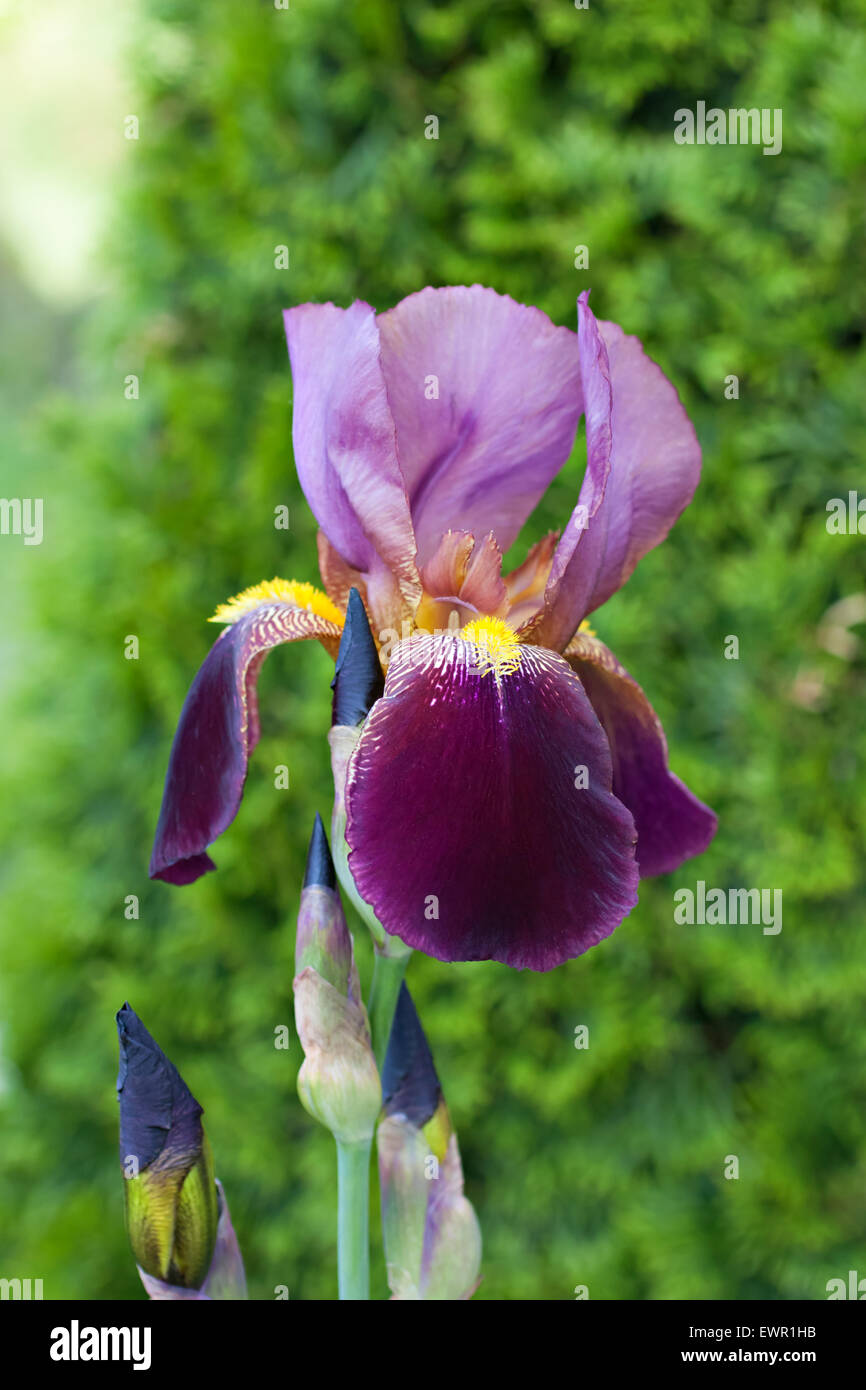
xmin=368 ymin=949 xmax=411 ymax=1069
xmin=336 ymin=1138 xmax=371 ymax=1300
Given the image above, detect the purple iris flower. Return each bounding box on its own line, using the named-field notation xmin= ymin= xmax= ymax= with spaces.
xmin=150 ymin=286 xmax=716 ymax=970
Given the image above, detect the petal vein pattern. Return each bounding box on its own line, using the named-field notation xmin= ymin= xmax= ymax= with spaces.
xmin=344 ymin=633 xmax=639 ymax=970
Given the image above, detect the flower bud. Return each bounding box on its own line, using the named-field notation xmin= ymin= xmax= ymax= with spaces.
xmin=378 ymin=984 xmax=481 ymax=1300
xmin=116 ymin=1003 xmax=219 ymax=1291
xmin=330 ymin=587 xmax=383 ymax=730
xmin=293 ymin=817 xmax=381 ymax=1144
xmin=328 ymin=722 xmax=388 ymax=947
xmin=328 ymin=590 xmax=409 ymax=960
xmin=296 ymin=813 xmax=356 ymax=993
xmin=136 ymin=1179 xmax=247 ymax=1300
xmin=294 ymin=970 xmax=382 ymax=1144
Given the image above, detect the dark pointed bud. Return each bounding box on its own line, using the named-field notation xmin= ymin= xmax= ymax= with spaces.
xmin=330 ymin=588 xmax=383 ymax=728
xmin=382 ymin=983 xmax=442 ymax=1128
xmin=378 ymin=985 xmax=481 ymax=1300
xmin=304 ymin=811 xmax=336 ymax=890
xmin=117 ymin=1003 xmax=218 ymax=1290
xmin=295 ymin=815 xmax=354 ymax=994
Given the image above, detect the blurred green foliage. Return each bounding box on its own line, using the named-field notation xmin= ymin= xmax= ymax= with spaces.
xmin=1 ymin=0 xmax=865 ymax=1301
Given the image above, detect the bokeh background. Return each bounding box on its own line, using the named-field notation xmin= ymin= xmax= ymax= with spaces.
xmin=1 ymin=0 xmax=865 ymax=1301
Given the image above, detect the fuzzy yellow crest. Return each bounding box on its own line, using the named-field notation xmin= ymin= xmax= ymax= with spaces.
xmin=461 ymin=615 xmax=522 ymax=679
xmin=209 ymin=578 xmax=344 ymax=626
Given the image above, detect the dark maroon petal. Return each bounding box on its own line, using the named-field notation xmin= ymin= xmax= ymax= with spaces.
xmin=344 ymin=633 xmax=638 ymax=971
xmin=377 ymin=286 xmax=583 ymax=567
xmin=150 ymin=604 xmax=341 ymax=885
xmin=565 ymin=631 xmax=717 ymax=877
xmin=531 ymin=292 xmax=702 ymax=650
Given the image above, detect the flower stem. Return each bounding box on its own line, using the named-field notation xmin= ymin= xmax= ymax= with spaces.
xmin=336 ymin=1138 xmax=372 ymax=1300
xmin=368 ymin=948 xmax=410 ymax=1068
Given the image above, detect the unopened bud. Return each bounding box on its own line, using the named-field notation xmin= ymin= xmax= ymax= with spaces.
xmin=116 ymin=1003 xmax=219 ymax=1290
xmin=327 ymin=589 xmax=404 ymax=952
xmin=296 ymin=813 xmax=356 ymax=993
xmin=293 ymin=968 xmax=381 ymax=1144
xmin=378 ymin=985 xmax=481 ymax=1299
xmin=330 ymin=587 xmax=383 ymax=729
xmin=293 ymin=817 xmax=380 ymax=1142
xmin=137 ymin=1180 xmax=248 ymax=1300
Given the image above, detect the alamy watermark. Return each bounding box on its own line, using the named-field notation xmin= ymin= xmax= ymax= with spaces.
xmin=0 ymin=1276 xmax=43 ymax=1299
xmin=827 ymin=1270 xmax=866 ymax=1299
xmin=674 ymin=881 xmax=782 ymax=935
xmin=0 ymin=497 xmax=42 ymax=545
xmin=674 ymin=102 xmax=782 ymax=156
xmin=826 ymin=491 xmax=866 ymax=534
xmin=50 ymin=1321 xmax=151 ymax=1370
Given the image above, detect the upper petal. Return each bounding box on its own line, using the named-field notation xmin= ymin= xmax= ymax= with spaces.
xmin=564 ymin=630 xmax=717 ymax=877
xmin=531 ymin=292 xmax=702 ymax=650
xmin=344 ymin=630 xmax=638 ymax=970
xmin=284 ymin=300 xmax=420 ymax=621
xmin=150 ymin=599 xmax=341 ymax=885
xmin=377 ymin=286 xmax=583 ymax=566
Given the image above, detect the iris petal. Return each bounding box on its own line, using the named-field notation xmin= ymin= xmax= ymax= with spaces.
xmin=532 ymin=292 xmax=703 ymax=650
xmin=283 ymin=300 xmax=420 ymax=629
xmin=344 ymin=632 xmax=638 ymax=970
xmin=150 ymin=601 xmax=342 ymax=885
xmin=565 ymin=630 xmax=717 ymax=876
xmin=377 ymin=285 xmax=583 ymax=566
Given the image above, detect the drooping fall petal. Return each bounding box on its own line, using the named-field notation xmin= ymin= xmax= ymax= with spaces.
xmin=377 ymin=285 xmax=583 ymax=566
xmin=150 ymin=597 xmax=342 ymax=885
xmin=344 ymin=627 xmax=639 ymax=970
xmin=531 ymin=292 xmax=702 ymax=650
xmin=565 ymin=630 xmax=717 ymax=876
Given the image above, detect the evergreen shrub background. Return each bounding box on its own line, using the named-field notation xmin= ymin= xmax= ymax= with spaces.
xmin=0 ymin=0 xmax=864 ymax=1299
